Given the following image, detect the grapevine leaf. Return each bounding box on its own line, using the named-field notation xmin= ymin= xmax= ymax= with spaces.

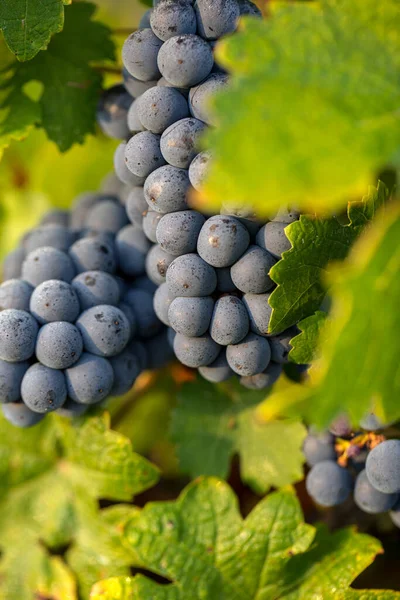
xmin=289 ymin=311 xmax=327 ymax=364
xmin=170 ymin=379 xmax=306 ymax=494
xmin=0 ymin=413 xmax=159 ymax=599
xmin=268 ymin=182 xmax=388 ymax=335
xmin=0 ymin=0 xmax=71 ymax=62
xmin=90 ymin=479 xmax=399 ymax=600
xmin=200 ymin=0 xmax=400 ymax=215
xmin=303 ymin=202 xmax=400 ymax=426
xmin=0 ymin=2 xmax=115 ymax=154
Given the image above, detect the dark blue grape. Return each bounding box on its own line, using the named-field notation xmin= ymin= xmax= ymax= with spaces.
xmin=354 ymin=469 xmax=398 ymax=514
xmin=150 ymin=0 xmax=197 ymax=41
xmin=143 ymin=210 xmax=165 ymax=243
xmin=122 ymin=29 xmax=163 ymax=82
xmin=2 ymin=247 xmax=25 ymax=280
xmin=197 ymin=216 xmax=250 ymax=268
xmin=109 ymin=349 xmax=141 ymax=396
xmin=69 ymin=238 xmax=117 ymax=274
xmin=21 ymin=363 xmax=67 ymax=413
xmin=157 ymin=34 xmax=214 ymax=87
xmin=137 ymin=86 xmax=189 ymax=134
xmin=64 ymin=352 xmax=114 ymax=405
xmin=226 ymin=332 xmax=271 ymax=376
xmin=306 ymin=460 xmax=353 ymax=507
xmin=231 ymin=245 xmax=275 ymax=294
xmin=144 ymin=165 xmax=190 ymax=213
xmin=127 ymin=99 xmax=145 ymax=134
xmin=24 ymin=225 xmax=74 ymax=253
xmin=30 ymin=280 xmax=80 ymax=324
xmin=0 ymin=279 xmax=33 ymax=312
xmin=173 ymin=332 xmax=221 ymax=367
xmin=210 ymin=296 xmax=249 ymax=345
xmin=153 ymin=282 xmax=175 ymax=326
xmin=126 ymin=187 xmax=148 ymax=226
xmin=0 ymin=309 xmax=39 ymax=362
xmin=114 ymin=143 xmax=147 ymax=186
xmin=256 ymin=222 xmax=292 ymax=259
xmin=123 ymin=67 xmax=158 ymax=98
xmin=269 ymin=328 xmax=297 ymax=364
xmin=22 ymin=247 xmax=75 ymax=287
xmin=116 ymin=225 xmax=152 ymax=277
xmin=36 ymin=322 xmax=83 ymax=369
xmin=0 ymin=359 xmax=30 ymax=403
xmin=156 ymin=210 xmax=206 ymax=255
xmin=303 ymin=431 xmax=336 ymax=467
xmin=70 ymin=192 xmax=101 ymax=230
xmin=160 ymin=117 xmax=206 ymax=169
xmin=238 ymin=0 xmax=262 ymax=16
xmin=195 ymin=0 xmax=240 ymax=40
xmin=242 ymin=293 xmax=272 ymax=337
xmin=198 ymin=351 xmax=233 ymax=383
xmin=125 ymin=131 xmax=166 ymax=178
xmin=97 ymin=84 xmax=132 ymax=139
xmin=76 ymin=305 xmax=131 ymax=357
xmin=188 ymin=151 xmax=211 ymax=191
xmin=168 ymin=296 xmax=214 ymax=337
xmin=146 ymin=244 xmax=175 ymax=285
xmin=86 ymin=199 xmax=129 ymax=234
xmin=189 ymin=73 xmax=228 ymax=125
xmin=240 ymin=362 xmax=282 ymax=390
xmin=2 ymin=402 xmax=45 ymax=428
xmin=72 ymin=271 xmax=120 ymax=310
xmin=167 ymin=253 xmax=217 ymax=297
xmin=123 ymin=289 xmax=162 ymax=338
xmin=366 ymin=440 xmax=400 ymax=494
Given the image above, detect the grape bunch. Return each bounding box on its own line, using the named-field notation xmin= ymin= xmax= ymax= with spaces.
xmin=304 ymin=415 xmax=400 ymax=528
xmin=99 ymin=0 xmax=301 ymax=389
xmin=0 ymin=185 xmax=172 ymax=428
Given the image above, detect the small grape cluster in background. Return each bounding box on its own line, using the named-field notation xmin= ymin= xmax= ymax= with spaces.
xmin=304 ymin=415 xmax=400 ymax=528
xmin=98 ymin=0 xmax=303 ymax=390
xmin=0 ymin=180 xmax=173 ymax=428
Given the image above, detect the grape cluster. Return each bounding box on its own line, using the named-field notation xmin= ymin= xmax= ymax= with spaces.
xmin=304 ymin=415 xmax=400 ymax=527
xmin=0 ymin=185 xmax=172 ymax=428
xmin=99 ymin=0 xmax=301 ymax=388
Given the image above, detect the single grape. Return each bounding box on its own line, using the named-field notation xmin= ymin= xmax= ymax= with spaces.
xmin=157 ymin=34 xmax=214 ymax=87
xmin=36 ymin=322 xmax=83 ymax=370
xmin=97 ymin=84 xmax=132 ymax=139
xmin=70 ymin=192 xmax=101 ymax=229
xmin=122 ymin=28 xmax=163 ymax=82
xmin=231 ymin=245 xmax=275 ymax=294
xmin=0 ymin=279 xmax=33 ymax=312
xmin=127 ymin=99 xmax=145 ymax=134
xmin=0 ymin=309 xmax=39 ymax=362
xmin=22 ymin=247 xmax=76 ymax=287
xmin=0 ymin=359 xmax=30 ymax=403
xmin=188 ymin=151 xmax=212 ymax=191
xmin=79 ymin=228 xmax=115 ymax=247
xmin=109 ymin=349 xmax=141 ymax=396
xmin=123 ymin=67 xmax=158 ymax=97
xmin=146 ymin=244 xmax=175 ymax=285
xmin=127 ymin=339 xmax=149 ymax=371
xmin=168 ymin=296 xmax=214 ymax=337
xmin=126 ymin=187 xmax=149 ymax=226
xmin=303 ymin=431 xmax=336 ymax=467
xmin=238 ymin=0 xmax=262 ymax=16
xmin=160 ymin=117 xmax=206 ymax=169
xmin=116 ymin=225 xmax=152 ymax=276
xmin=24 ymin=225 xmax=74 ymax=253
xmin=269 ymin=328 xmax=297 ymax=364
xmin=137 ymin=86 xmax=189 ymax=134
xmin=195 ymin=0 xmax=240 ymax=39
xmin=366 ymin=440 xmax=400 ymax=494
xmin=56 ymin=398 xmax=88 ymax=418
xmin=132 ymin=275 xmax=158 ymax=294
xmin=72 ymin=271 xmax=120 ymax=311
xmin=114 ymin=143 xmax=147 ymax=186
xmin=210 ymin=296 xmax=249 ymax=346
xmin=144 ymin=165 xmax=190 ymax=213
xmin=150 ymin=0 xmax=197 ymax=41
xmin=198 ymin=351 xmax=233 ymax=383
xmin=29 ymin=280 xmax=80 ymax=325
xmin=189 ymin=74 xmax=228 ymax=125
xmin=226 ymin=332 xmax=271 ymax=376
xmin=329 ymin=414 xmax=352 ymax=438
xmin=256 ymin=222 xmax=292 ymax=259
xmin=69 ymin=238 xmax=117 ymax=274
xmin=65 ymin=352 xmax=114 ymax=405
xmin=216 ymin=267 xmax=237 ymax=293
xmin=123 ymin=288 xmax=162 ymax=338
xmin=306 ymin=460 xmax=353 ymax=507
xmin=154 ymin=283 xmax=175 ymax=326
xmin=76 ymin=305 xmax=131 ymax=357
xmin=166 ymin=253 xmax=217 ymax=297
xmin=173 ymin=332 xmax=221 ymax=367
xmin=270 ymin=207 xmax=300 ymax=224
xmin=197 ymin=215 xmax=250 ymax=268
xmin=240 ymin=362 xmax=283 ymax=390
xmin=40 ymin=209 xmax=70 ymax=227
xmin=242 ymin=293 xmax=272 ymax=337
xmin=21 ymin=363 xmax=67 ymax=413
xmin=2 ymin=247 xmax=25 ymax=280
xmin=143 ymin=210 xmax=164 ymax=243
xmin=85 ymin=199 xmax=129 ymax=234
xmin=125 ymin=131 xmax=166 ymax=179
xmin=2 ymin=402 xmax=44 ymax=428
xmin=354 ymin=470 xmax=398 ymax=514
xmin=156 ymin=210 xmax=206 ymax=256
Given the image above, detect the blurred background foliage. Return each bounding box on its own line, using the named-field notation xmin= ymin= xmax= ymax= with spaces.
xmin=0 ymin=0 xmax=146 ymax=259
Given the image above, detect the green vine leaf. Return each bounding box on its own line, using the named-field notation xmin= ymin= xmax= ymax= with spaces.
xmin=0 ymin=2 xmax=115 ymax=154
xmin=170 ymin=379 xmax=306 ymax=494
xmin=90 ymin=479 xmax=399 ymax=600
xmin=268 ymin=182 xmax=388 ymax=335
xmin=0 ymin=0 xmax=71 ymax=62
xmin=289 ymin=311 xmax=328 ymax=364
xmin=200 ymin=0 xmax=400 ymax=214
xmin=0 ymin=413 xmax=159 ymax=599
